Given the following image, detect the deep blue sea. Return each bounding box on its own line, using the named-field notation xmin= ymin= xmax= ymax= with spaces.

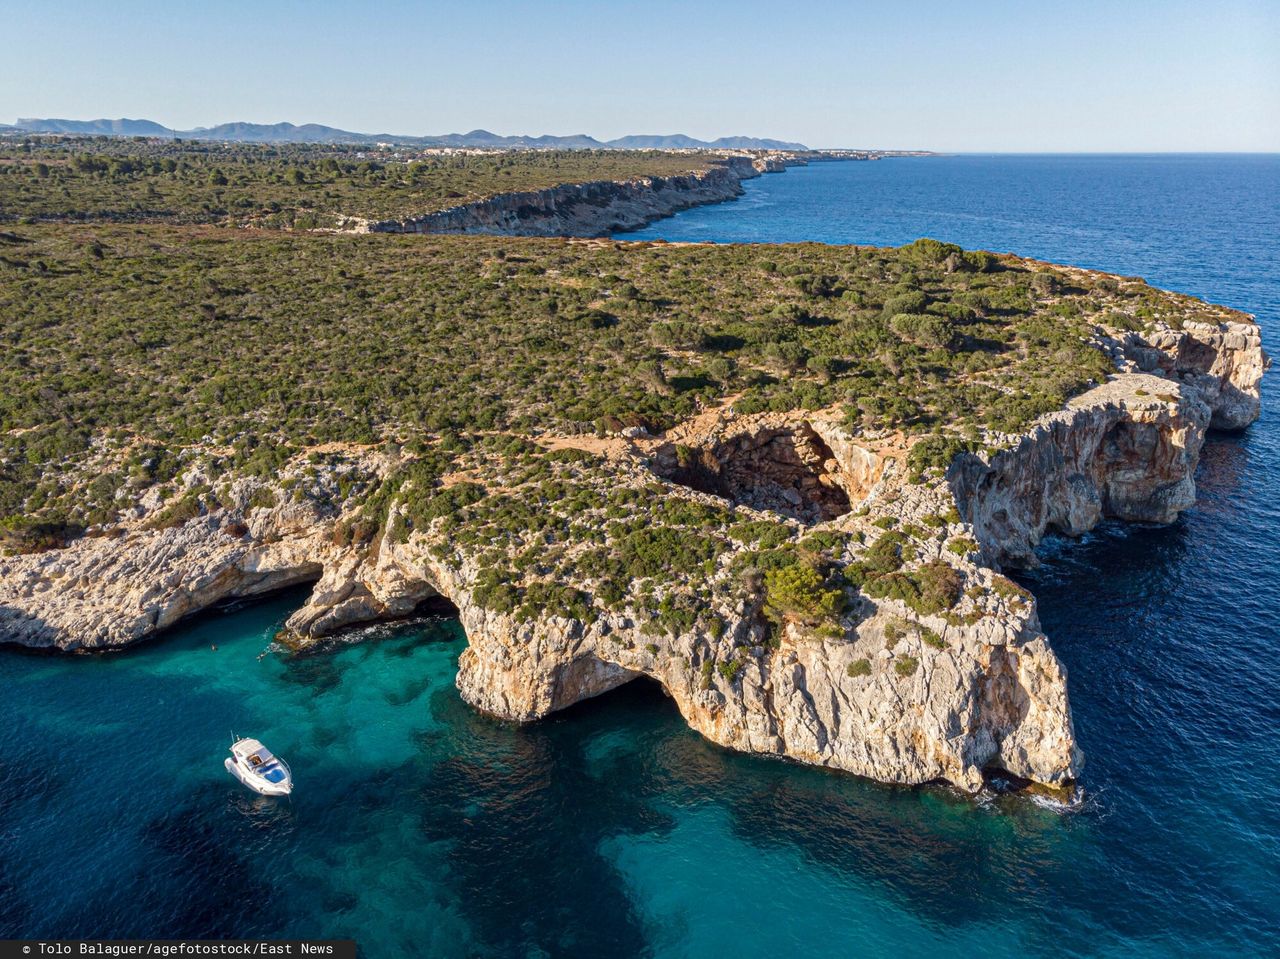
xmin=3 ymin=155 xmax=1279 ymax=957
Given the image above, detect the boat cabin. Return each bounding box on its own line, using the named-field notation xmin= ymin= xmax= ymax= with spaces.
xmin=231 ymin=738 xmax=288 ymax=785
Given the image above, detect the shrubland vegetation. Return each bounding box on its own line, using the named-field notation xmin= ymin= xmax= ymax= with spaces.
xmin=0 ymin=215 xmax=1201 ymax=547
xmin=0 ymin=137 xmax=720 ymax=226
xmin=356 ymin=438 xmax=746 ymax=643
xmin=1 ymin=139 xmax=1231 ymax=664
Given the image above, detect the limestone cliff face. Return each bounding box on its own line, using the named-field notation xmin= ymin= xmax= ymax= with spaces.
xmin=751 ymin=155 xmax=794 ymax=174
xmin=447 ymin=541 xmax=1081 ymax=793
xmin=950 ymin=375 xmax=1209 ymax=568
xmin=275 ymin=495 xmax=1081 ymax=792
xmin=346 ymin=157 xmax=763 ymax=238
xmin=0 ymin=498 xmax=333 ymax=650
xmin=952 ymin=319 xmax=1268 ymax=568
xmin=0 ymin=309 xmax=1264 ymax=796
xmin=1118 ymin=319 xmax=1266 ymax=429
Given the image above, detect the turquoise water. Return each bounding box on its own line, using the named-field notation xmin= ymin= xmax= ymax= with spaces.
xmin=0 ymin=595 xmax=1107 ymax=956
xmin=4 ymin=156 xmax=1279 ymax=956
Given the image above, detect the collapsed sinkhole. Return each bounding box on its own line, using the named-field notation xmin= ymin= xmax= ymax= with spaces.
xmin=653 ymin=423 xmax=853 ymax=524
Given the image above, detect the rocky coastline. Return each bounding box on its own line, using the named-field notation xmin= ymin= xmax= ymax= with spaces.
xmin=341 ymin=154 xmax=799 ymax=237
xmin=0 ymin=299 xmax=1264 ymax=795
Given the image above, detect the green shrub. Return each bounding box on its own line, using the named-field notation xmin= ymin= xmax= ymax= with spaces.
xmin=881 ymin=290 xmax=929 ymax=317
xmin=865 ymin=532 xmax=910 ymax=574
xmin=864 ymin=560 xmax=962 ymax=616
xmin=516 ymin=581 xmax=594 ymax=624
xmin=717 ymin=659 xmax=743 ymax=682
xmin=991 ymin=575 xmax=1033 ymax=604
xmin=921 ymin=627 xmax=946 ymax=649
xmin=913 ymin=560 xmax=963 ymax=614
xmin=963 ymin=250 xmax=999 ymax=272
xmin=1030 ymin=272 xmax=1059 ymax=296
xmin=883 ymin=616 xmax=909 ymax=644
xmin=798 ymin=529 xmax=849 ymax=556
xmin=617 ymin=526 xmax=726 ymax=579
xmin=900 ymin=238 xmax=964 ymax=267
xmin=889 ymin=312 xmax=956 ymax=349
xmin=730 ymin=520 xmax=792 ymax=549
xmin=0 ymin=516 xmax=84 ymax=553
xmin=247 ymin=487 xmax=277 ymax=510
xmin=473 ymin=567 xmax=519 ymax=614
xmin=764 ymin=563 xmax=845 ymax=624
xmin=145 ymin=488 xmax=206 ymax=530
xmin=907 ymin=435 xmax=975 ymax=478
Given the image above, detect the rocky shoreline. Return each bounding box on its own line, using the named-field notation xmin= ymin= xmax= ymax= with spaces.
xmin=340 ymin=154 xmax=800 ymax=237
xmin=0 ymin=294 xmax=1264 ymax=794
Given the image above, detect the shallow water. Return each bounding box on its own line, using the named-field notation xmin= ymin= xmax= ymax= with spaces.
xmin=3 ymin=155 xmax=1279 ymax=956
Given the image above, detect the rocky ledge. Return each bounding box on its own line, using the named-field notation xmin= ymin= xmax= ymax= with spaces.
xmin=0 ymin=306 xmax=1265 ymax=795
xmin=340 ymin=154 xmax=797 ymax=237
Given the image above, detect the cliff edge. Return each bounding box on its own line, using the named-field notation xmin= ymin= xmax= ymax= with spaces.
xmin=342 ymin=155 xmax=786 ymax=237
xmin=1 ymin=302 xmax=1263 ymax=794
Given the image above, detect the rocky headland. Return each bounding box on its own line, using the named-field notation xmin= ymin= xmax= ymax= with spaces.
xmin=1 ymin=280 xmax=1263 ymax=794
xmin=342 ymin=154 xmax=800 ymax=237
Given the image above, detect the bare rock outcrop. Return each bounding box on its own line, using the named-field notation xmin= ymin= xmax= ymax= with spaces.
xmin=450 ymin=572 xmax=1081 ymax=791
xmin=0 ymin=500 xmax=333 ymax=650
xmin=650 ymin=418 xmax=863 ymax=523
xmin=951 ymin=374 xmax=1209 ymax=567
xmin=1116 ymin=319 xmax=1266 ymax=429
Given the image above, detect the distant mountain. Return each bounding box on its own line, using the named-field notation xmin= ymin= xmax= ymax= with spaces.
xmin=606 ymin=134 xmax=712 ymax=150
xmin=11 ymin=117 xmax=809 ymax=151
xmin=705 ymin=135 xmax=810 ymax=151
xmin=606 ymin=134 xmax=808 ymax=151
xmin=188 ymin=121 xmax=365 ymax=143
xmin=15 ymin=117 xmax=177 ymax=137
xmin=422 ymin=129 xmax=609 ymax=149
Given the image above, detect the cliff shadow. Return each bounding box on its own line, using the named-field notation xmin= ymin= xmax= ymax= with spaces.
xmin=650 ymin=422 xmax=854 ymax=524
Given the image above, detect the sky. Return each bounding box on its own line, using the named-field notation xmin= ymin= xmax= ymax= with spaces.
xmin=1 ymin=0 xmax=1278 ymax=152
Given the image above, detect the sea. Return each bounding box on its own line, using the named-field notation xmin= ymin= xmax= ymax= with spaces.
xmin=2 ymin=155 xmax=1277 ymax=957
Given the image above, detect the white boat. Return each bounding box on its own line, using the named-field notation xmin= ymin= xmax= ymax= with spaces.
xmin=225 ymin=737 xmax=292 ymax=796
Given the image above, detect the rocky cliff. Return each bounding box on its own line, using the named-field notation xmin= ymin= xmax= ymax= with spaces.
xmin=950 ymin=375 xmax=1208 ymax=568
xmin=952 ymin=317 xmax=1266 ymax=567
xmin=1118 ymin=319 xmax=1266 ymax=429
xmin=0 ymin=299 xmax=1265 ymax=796
xmin=343 ymin=155 xmax=777 ymax=237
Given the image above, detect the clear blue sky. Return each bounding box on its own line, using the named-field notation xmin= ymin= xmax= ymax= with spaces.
xmin=2 ymin=0 xmax=1277 ymax=151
